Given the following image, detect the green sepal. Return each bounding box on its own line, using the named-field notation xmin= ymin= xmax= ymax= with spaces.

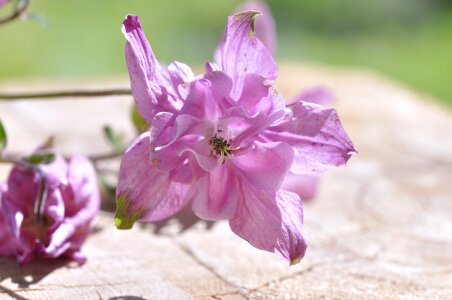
xmin=102 ymin=125 xmax=124 ymax=153
xmin=131 ymin=105 xmax=149 ymax=134
xmin=114 ymin=194 xmax=142 ymax=230
xmin=24 ymin=152 xmax=56 ymax=165
xmin=0 ymin=119 xmax=6 ymax=151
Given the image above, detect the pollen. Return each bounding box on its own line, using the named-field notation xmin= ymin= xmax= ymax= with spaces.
xmin=209 ymin=130 xmax=232 ymax=164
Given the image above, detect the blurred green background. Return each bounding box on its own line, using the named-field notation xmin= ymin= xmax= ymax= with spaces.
xmin=0 ymin=0 xmax=451 ymax=105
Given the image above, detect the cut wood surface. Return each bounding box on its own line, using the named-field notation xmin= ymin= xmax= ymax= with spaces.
xmin=0 ymin=63 xmax=451 ymax=299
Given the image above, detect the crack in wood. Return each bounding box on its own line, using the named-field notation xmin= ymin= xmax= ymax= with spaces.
xmin=174 ymin=239 xmax=250 ymax=298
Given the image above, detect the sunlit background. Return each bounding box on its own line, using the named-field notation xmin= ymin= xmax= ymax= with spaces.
xmin=0 ymin=0 xmax=451 ymax=105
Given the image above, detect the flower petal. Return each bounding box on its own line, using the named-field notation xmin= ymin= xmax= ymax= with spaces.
xmin=180 ymin=79 xmax=220 ymax=122
xmin=264 ymin=102 xmax=356 ymax=174
xmin=42 ymin=156 xmax=100 ymax=260
xmin=232 ymin=141 xmax=293 ymax=191
xmin=288 ymin=86 xmax=335 ymax=107
xmin=235 ymin=0 xmax=276 ymax=54
xmin=122 ymin=15 xmax=182 ymax=122
xmin=282 ymin=173 xmax=320 ymax=201
xmin=191 ymin=165 xmax=240 ymax=220
xmin=216 ymin=11 xmax=278 ymax=100
xmin=230 ymin=187 xmax=306 ymax=264
xmin=115 ymin=132 xmax=190 ymax=229
xmin=0 ymin=188 xmax=15 ymax=257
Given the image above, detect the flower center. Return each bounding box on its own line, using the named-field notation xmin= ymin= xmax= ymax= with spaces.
xmin=209 ymin=130 xmax=232 ymax=164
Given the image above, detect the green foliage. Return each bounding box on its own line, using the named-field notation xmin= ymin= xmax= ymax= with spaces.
xmin=0 ymin=0 xmax=450 ymax=105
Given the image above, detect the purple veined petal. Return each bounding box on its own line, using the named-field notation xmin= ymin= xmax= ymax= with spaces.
xmin=232 ymin=141 xmax=294 ymax=191
xmin=115 ymin=132 xmax=191 ymax=229
xmin=191 ymin=165 xmax=240 ymax=220
xmin=264 ymin=101 xmax=356 ymax=174
xmin=234 ymin=0 xmax=276 ymax=54
xmin=282 ymin=173 xmax=320 ymax=201
xmin=122 ymin=15 xmax=182 ymax=123
xmin=230 ymin=186 xmax=307 ymax=265
xmin=216 ymin=11 xmax=278 ymax=100
xmin=288 ymin=86 xmax=335 ymax=107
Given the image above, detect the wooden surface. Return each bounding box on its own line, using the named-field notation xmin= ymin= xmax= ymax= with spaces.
xmin=0 ymin=63 xmax=451 ymax=299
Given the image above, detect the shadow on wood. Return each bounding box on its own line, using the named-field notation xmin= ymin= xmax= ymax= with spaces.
xmin=0 ymin=258 xmax=69 ymax=288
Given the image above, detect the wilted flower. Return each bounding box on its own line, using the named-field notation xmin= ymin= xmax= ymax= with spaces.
xmin=0 ymin=155 xmax=100 ymax=264
xmin=116 ymin=13 xmax=355 ymax=264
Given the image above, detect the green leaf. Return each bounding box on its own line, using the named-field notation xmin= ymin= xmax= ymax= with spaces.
xmin=0 ymin=119 xmax=7 ymax=151
xmin=103 ymin=125 xmax=123 ymax=153
xmin=24 ymin=152 xmax=56 ymax=165
xmin=131 ymin=105 xmax=149 ymax=134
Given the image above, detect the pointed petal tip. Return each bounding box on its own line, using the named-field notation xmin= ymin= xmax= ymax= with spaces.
xmin=122 ymin=15 xmax=141 ymax=32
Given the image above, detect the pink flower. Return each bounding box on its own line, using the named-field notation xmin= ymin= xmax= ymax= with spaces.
xmin=116 ymin=13 xmax=355 ymax=264
xmin=0 ymin=155 xmax=100 ymax=264
xmin=0 ymin=0 xmax=9 ymax=7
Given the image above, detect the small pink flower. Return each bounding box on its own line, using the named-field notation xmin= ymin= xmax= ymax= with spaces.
xmin=0 ymin=0 xmax=9 ymax=7
xmin=116 ymin=13 xmax=355 ymax=264
xmin=0 ymin=155 xmax=100 ymax=264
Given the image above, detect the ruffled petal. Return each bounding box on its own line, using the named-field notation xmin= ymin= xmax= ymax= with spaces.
xmin=180 ymin=79 xmax=220 ymax=122
xmin=151 ymin=114 xmax=216 ymax=172
xmin=264 ymin=102 xmax=356 ymax=174
xmin=115 ymin=132 xmax=190 ymax=229
xmin=232 ymin=142 xmax=293 ymax=191
xmin=216 ymin=11 xmax=278 ymax=100
xmin=123 ymin=15 xmax=182 ymax=122
xmin=191 ymin=165 xmax=240 ymax=220
xmin=230 ymin=187 xmax=306 ymax=264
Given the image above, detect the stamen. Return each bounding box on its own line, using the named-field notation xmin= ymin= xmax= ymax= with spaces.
xmin=209 ymin=130 xmax=233 ymax=164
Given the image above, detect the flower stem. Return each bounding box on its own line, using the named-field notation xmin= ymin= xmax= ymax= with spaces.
xmin=0 ymin=88 xmax=132 ymax=100
xmin=0 ymin=0 xmax=31 ymax=26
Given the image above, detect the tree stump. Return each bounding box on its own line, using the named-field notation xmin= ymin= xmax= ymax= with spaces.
xmin=0 ymin=63 xmax=451 ymax=299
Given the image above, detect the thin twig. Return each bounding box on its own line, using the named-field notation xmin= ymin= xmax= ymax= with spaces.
xmin=89 ymin=152 xmax=122 ymax=163
xmin=0 ymin=88 xmax=132 ymax=100
xmin=0 ymin=0 xmax=31 ymax=26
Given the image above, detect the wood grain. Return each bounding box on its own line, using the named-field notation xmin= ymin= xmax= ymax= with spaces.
xmin=0 ymin=63 xmax=451 ymax=299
